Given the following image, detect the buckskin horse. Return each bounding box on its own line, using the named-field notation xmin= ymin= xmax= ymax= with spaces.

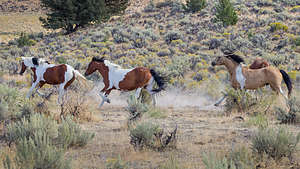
xmin=19 ymin=57 xmax=87 ymax=104
xmin=84 ymin=57 xmax=167 ymax=108
xmin=211 ymin=53 xmax=292 ymax=106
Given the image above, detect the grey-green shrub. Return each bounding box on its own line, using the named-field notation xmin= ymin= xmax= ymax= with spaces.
xmin=228 ymin=145 xmax=254 ymax=169
xmin=215 ymin=0 xmax=238 ymax=26
xmin=129 ymin=121 xmax=161 ymax=150
xmin=57 ymin=116 xmax=95 ymax=148
xmin=251 ymin=127 xmax=300 ymax=160
xmin=16 ymin=32 xmax=36 ymax=47
xmin=276 ymin=97 xmax=300 ymax=124
xmin=6 ymin=113 xmax=58 ymax=145
xmin=126 ymin=95 xmax=150 ymax=122
xmin=0 ymin=84 xmax=20 ymax=121
xmin=3 ymin=132 xmax=71 ymax=169
xmin=184 ymin=0 xmax=207 ymax=13
xmin=202 ymin=152 xmax=236 ymax=169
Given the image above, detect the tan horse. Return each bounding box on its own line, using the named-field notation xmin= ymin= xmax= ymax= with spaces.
xmin=212 ymin=53 xmax=292 ymax=106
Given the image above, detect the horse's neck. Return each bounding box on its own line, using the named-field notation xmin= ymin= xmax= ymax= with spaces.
xmin=224 ymin=59 xmax=239 ymax=76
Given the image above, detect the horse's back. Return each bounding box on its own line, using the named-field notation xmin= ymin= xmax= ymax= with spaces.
xmin=118 ymin=67 xmax=151 ymax=90
xmin=43 ymin=64 xmax=68 ymax=84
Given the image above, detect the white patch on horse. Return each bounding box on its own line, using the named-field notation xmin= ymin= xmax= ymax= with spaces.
xmin=104 ymin=60 xmax=133 ymax=89
xmin=236 ymin=65 xmax=246 ymax=89
xmin=22 ymin=57 xmax=35 ymax=67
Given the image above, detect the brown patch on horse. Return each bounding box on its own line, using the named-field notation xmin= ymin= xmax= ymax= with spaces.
xmin=119 ymin=67 xmax=152 ymax=91
xmin=20 ymin=62 xmax=27 ymax=75
xmin=64 ymin=72 xmax=75 ymax=89
xmin=249 ymin=57 xmax=270 ymax=69
xmin=43 ymin=64 xmax=67 ymax=85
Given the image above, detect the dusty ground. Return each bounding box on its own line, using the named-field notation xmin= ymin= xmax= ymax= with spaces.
xmin=64 ymin=89 xmax=255 ymax=169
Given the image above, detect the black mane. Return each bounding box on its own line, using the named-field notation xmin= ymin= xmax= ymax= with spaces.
xmin=225 ymin=53 xmax=244 ymax=64
xmin=32 ymin=57 xmax=39 ymax=66
xmin=92 ymin=57 xmax=105 ymax=62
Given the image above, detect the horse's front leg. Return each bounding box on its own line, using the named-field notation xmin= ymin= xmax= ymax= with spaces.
xmin=26 ymin=80 xmax=40 ymax=98
xmin=214 ymin=94 xmax=228 ymax=106
xmin=98 ymin=86 xmax=109 ymax=108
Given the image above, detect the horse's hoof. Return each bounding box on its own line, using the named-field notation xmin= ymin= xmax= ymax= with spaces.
xmin=214 ymin=103 xmax=219 ymax=107
xmin=106 ymin=99 xmax=111 ymax=103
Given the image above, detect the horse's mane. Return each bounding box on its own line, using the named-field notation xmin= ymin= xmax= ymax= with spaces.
xmin=224 ymin=53 xmax=244 ymax=64
xmin=92 ymin=57 xmax=105 ymax=63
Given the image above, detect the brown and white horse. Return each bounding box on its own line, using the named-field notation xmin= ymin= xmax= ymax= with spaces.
xmin=84 ymin=57 xmax=167 ymax=108
xmin=19 ymin=57 xmax=87 ymax=104
xmin=212 ymin=53 xmax=292 ymax=106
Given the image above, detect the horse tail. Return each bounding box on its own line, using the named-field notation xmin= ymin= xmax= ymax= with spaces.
xmin=280 ymin=69 xmax=292 ymax=97
xmin=73 ymin=69 xmax=89 ymax=87
xmin=150 ymin=69 xmax=167 ymax=93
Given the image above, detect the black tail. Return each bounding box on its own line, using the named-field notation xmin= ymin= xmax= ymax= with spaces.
xmin=280 ymin=69 xmax=292 ymax=97
xmin=150 ymin=69 xmax=167 ymax=93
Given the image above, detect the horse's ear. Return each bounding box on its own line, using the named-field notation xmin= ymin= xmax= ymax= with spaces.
xmin=92 ymin=57 xmax=97 ymax=61
xmin=32 ymin=57 xmax=39 ymax=66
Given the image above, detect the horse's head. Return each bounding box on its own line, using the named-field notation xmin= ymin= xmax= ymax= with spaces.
xmin=211 ymin=56 xmax=227 ymax=66
xmin=85 ymin=57 xmax=105 ymax=76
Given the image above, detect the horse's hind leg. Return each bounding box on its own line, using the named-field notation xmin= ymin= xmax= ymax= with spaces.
xmin=135 ymin=88 xmax=142 ymax=100
xmin=146 ymin=78 xmax=157 ymax=106
xmin=214 ymin=94 xmax=228 ymax=107
xmin=271 ymin=84 xmax=288 ymax=100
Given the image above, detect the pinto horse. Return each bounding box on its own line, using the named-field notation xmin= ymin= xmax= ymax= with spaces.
xmin=19 ymin=57 xmax=87 ymax=104
xmin=211 ymin=53 xmax=292 ymax=106
xmin=84 ymin=57 xmax=167 ymax=108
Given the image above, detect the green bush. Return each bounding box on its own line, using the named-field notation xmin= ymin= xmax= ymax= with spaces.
xmin=202 ymin=152 xmax=236 ymax=169
xmin=215 ymin=0 xmax=238 ymax=26
xmin=16 ymin=33 xmax=36 ymax=47
xmin=129 ymin=121 xmax=161 ymax=150
xmin=276 ymin=97 xmax=300 ymax=124
xmin=251 ymin=127 xmax=300 ymax=160
xmin=184 ymin=0 xmax=207 ymax=13
xmin=3 ymin=132 xmax=71 ymax=169
xmin=246 ymin=113 xmax=269 ymax=129
xmin=126 ymin=95 xmax=150 ymax=122
xmin=5 ymin=114 xmax=59 ymax=145
xmin=224 ymin=88 xmax=256 ymax=113
xmin=295 ymin=36 xmax=300 ymax=46
xmin=0 ymin=84 xmax=21 ymax=121
xmin=57 ymin=116 xmax=95 ymax=148
xmin=228 ymin=145 xmax=254 ymax=169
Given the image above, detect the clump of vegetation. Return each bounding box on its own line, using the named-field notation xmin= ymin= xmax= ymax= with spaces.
xmin=246 ymin=113 xmax=269 ymax=128
xmin=224 ymin=88 xmax=256 ymax=113
xmin=215 ymin=0 xmax=238 ymax=26
xmin=126 ymin=95 xmax=150 ymax=122
xmin=57 ymin=116 xmax=95 ymax=148
xmin=105 ymin=155 xmax=129 ymax=169
xmin=0 ymin=84 xmax=21 ymax=121
xmin=16 ymin=32 xmax=36 ymax=47
xmin=129 ymin=121 xmax=177 ymax=151
xmin=228 ymin=145 xmax=254 ymax=169
xmin=3 ymin=132 xmax=71 ymax=169
xmin=184 ymin=0 xmax=207 ymax=13
xmin=276 ymin=97 xmax=300 ymax=124
xmin=5 ymin=113 xmax=59 ymax=145
xmin=251 ymin=127 xmax=300 ymax=160
xmin=269 ymin=22 xmax=288 ymax=32
xmin=202 ymin=152 xmax=235 ymax=169
xmin=39 ymin=0 xmax=128 ymax=34
xmin=294 ymin=36 xmax=300 ymax=46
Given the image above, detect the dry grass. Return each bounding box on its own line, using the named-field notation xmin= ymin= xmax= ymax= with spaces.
xmin=0 ymin=13 xmax=46 ymax=43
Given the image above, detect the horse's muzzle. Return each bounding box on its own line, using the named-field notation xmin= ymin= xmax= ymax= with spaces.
xmin=211 ymin=62 xmax=216 ymax=66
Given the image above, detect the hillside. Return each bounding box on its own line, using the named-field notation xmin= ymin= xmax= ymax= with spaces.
xmin=1 ymin=0 xmax=300 ymax=168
